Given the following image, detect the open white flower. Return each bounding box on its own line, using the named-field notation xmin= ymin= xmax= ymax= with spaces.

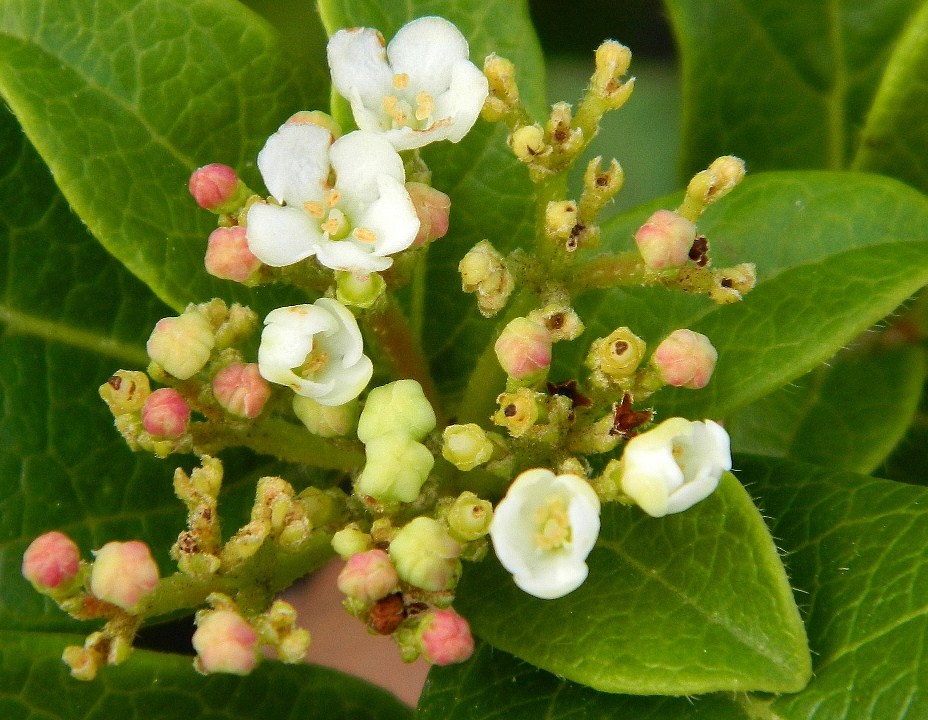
xmin=489 ymin=469 xmax=600 ymax=600
xmin=257 ymin=299 xmax=373 ymax=406
xmin=246 ymin=123 xmax=420 ymax=273
xmin=327 ymin=16 xmax=489 ymax=150
xmin=620 ymin=418 xmax=731 ymax=517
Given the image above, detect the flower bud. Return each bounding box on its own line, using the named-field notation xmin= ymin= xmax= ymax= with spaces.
xmin=293 ymin=395 xmax=358 ymax=437
xmin=334 ymin=270 xmax=386 ymax=309
xmin=193 ymin=609 xmax=260 ymax=675
xmin=188 ymin=164 xmax=248 ymax=214
xmin=389 ymin=517 xmax=461 ymax=592
xmin=679 ymin=156 xmax=746 ymax=221
xmin=544 ymin=200 xmax=578 ymax=240
xmin=459 ymin=240 xmax=514 ymax=318
xmin=494 ymin=317 xmax=552 ymax=382
xmin=205 ymin=226 xmax=262 ymax=283
xmin=492 ymin=388 xmax=540 ymax=437
xmin=141 ymin=388 xmax=190 ymax=439
xmin=582 ymin=156 xmax=624 ymax=206
xmin=357 ymin=379 xmax=436 ymax=443
xmin=510 ymin=124 xmax=547 ymax=162
xmin=22 ymin=531 xmax=81 ymax=594
xmin=592 ymin=41 xmax=632 ymax=100
xmin=212 ymin=363 xmax=270 ymax=418
xmin=442 ymin=424 xmax=494 ymax=471
xmin=285 ymin=110 xmax=342 ymax=141
xmin=527 ymin=304 xmax=584 ymax=342
xmin=337 ymin=549 xmax=399 ymax=603
xmin=634 ymin=209 xmax=696 ymax=270
xmin=90 ymin=540 xmax=159 ymax=611
xmin=146 ymin=312 xmax=215 ymax=380
xmin=99 ymin=370 xmax=151 ymax=415
xmin=653 ymin=329 xmax=717 ymax=389
xmin=418 ymin=608 xmax=474 ymax=665
xmin=446 ymin=491 xmax=494 ymax=542
xmin=711 ymin=262 xmax=757 ymax=303
xmin=484 ymin=53 xmax=520 ymax=107
xmin=586 ymin=327 xmax=647 ymax=383
xmin=355 ymin=433 xmax=435 ymax=504
xmin=331 ymin=525 xmax=372 ymax=558
xmin=406 ymin=183 xmax=451 ymax=246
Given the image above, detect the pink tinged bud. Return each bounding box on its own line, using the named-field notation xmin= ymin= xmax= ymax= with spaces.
xmin=212 ymin=363 xmax=271 ymax=418
xmin=494 ymin=318 xmax=552 ymax=380
xmin=634 ymin=209 xmax=696 ymax=270
xmin=205 ymin=226 xmax=262 ymax=282
xmin=189 ymin=164 xmax=240 ymax=212
xmin=419 ymin=608 xmax=474 ymax=666
xmin=406 ymin=182 xmax=451 ymax=246
xmin=141 ymin=388 xmax=190 ymax=438
xmin=90 ymin=541 xmax=159 ymax=611
xmin=22 ymin=531 xmax=81 ymax=592
xmin=653 ymin=329 xmax=718 ymax=389
xmin=146 ymin=313 xmax=215 ymax=380
xmin=193 ymin=609 xmax=260 ymax=675
xmin=337 ymin=549 xmax=399 ymax=604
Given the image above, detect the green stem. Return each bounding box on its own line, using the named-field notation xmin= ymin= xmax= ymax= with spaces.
xmin=573 ymin=252 xmax=648 ymax=292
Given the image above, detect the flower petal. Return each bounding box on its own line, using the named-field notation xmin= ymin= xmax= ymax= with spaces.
xmin=331 ymin=131 xmax=405 ymax=204
xmin=315 ymin=297 xmax=365 ymax=368
xmin=355 ymin=175 xmax=420 ymax=255
xmin=257 ymin=123 xmax=331 ymax=206
xmin=245 ymin=203 xmax=321 ymax=267
xmin=387 ymin=16 xmax=470 ymax=96
xmin=315 ymin=239 xmax=393 ymax=273
xmin=327 ymin=27 xmax=394 ymax=113
xmin=433 ymin=60 xmax=490 ymax=143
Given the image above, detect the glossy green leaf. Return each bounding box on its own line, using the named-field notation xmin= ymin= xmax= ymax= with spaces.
xmin=454 ymin=474 xmax=810 ymax=695
xmin=0 ymin=631 xmax=411 ymax=720
xmin=665 ymin=0 xmax=925 ymax=175
xmin=0 ymin=0 xmax=322 ymax=312
xmin=727 ymin=344 xmax=926 ymax=473
xmin=420 ymin=458 xmax=928 ymax=720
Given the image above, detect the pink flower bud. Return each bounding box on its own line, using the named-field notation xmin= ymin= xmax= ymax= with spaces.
xmin=634 ymin=209 xmax=696 ymax=270
xmin=90 ymin=540 xmax=159 ymax=610
xmin=189 ymin=164 xmax=241 ymax=212
xmin=193 ymin=609 xmax=260 ymax=675
xmin=419 ymin=608 xmax=474 ymax=666
xmin=494 ymin=317 xmax=552 ymax=380
xmin=22 ymin=531 xmax=81 ymax=592
xmin=336 ymin=549 xmax=399 ymax=604
xmin=205 ymin=226 xmax=262 ymax=283
xmin=212 ymin=363 xmax=271 ymax=418
xmin=406 ymin=182 xmax=451 ymax=246
xmin=141 ymin=388 xmax=190 ymax=438
xmin=146 ymin=313 xmax=215 ymax=380
xmin=653 ymin=329 xmax=718 ymax=389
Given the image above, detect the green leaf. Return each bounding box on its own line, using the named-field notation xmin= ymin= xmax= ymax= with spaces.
xmin=0 ymin=630 xmax=411 ymax=720
xmin=0 ymin=0 xmax=323 ymax=312
xmin=853 ymin=0 xmax=928 ymax=194
xmin=727 ymin=344 xmax=926 ymax=473
xmin=561 ymin=172 xmax=928 ymax=420
xmin=665 ymin=0 xmax=925 ymax=174
xmin=454 ymin=474 xmax=811 ymax=695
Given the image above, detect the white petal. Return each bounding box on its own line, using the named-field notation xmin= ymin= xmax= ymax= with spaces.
xmin=257 ymin=123 xmax=331 ymax=206
xmin=314 ymin=239 xmax=392 ymax=273
xmin=331 ymin=131 xmax=405 ymax=204
xmin=327 ymin=27 xmax=394 ymax=111
xmin=315 ymin=297 xmax=365 ymax=367
xmin=387 ymin=17 xmax=470 ymax=96
xmin=314 ymin=354 xmax=373 ymax=407
xmin=355 ymin=175 xmax=420 ymax=255
xmin=433 ymin=60 xmax=490 ymax=142
xmin=245 ymin=203 xmax=321 ymax=267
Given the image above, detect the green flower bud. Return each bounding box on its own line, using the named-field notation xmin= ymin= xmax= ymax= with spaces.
xmin=331 ymin=525 xmax=372 ymax=559
xmin=99 ymin=370 xmax=151 ymax=416
xmin=389 ymin=517 xmax=461 ymax=592
xmin=586 ymin=327 xmax=647 ymax=385
xmin=492 ymin=388 xmax=540 ymax=438
xmin=293 ymin=395 xmax=358 ymax=437
xmin=356 ymin=432 xmax=435 ymax=503
xmin=442 ymin=424 xmax=494 ymax=471
xmin=357 ymin=380 xmax=436 ymax=443
xmin=446 ymin=491 xmax=494 ymax=542
xmin=335 ymin=270 xmax=386 ymax=309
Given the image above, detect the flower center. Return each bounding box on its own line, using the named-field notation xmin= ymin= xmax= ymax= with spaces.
xmin=297 ymin=346 xmax=330 ymax=378
xmin=383 ymin=76 xmax=435 ymax=130
xmin=304 ymin=190 xmax=378 ymax=244
xmin=533 ymin=497 xmax=571 ymax=550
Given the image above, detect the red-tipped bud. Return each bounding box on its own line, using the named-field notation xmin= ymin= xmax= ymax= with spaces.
xmin=193 ymin=609 xmax=260 ymax=675
xmin=212 ymin=363 xmax=271 ymax=418
xmin=653 ymin=329 xmax=718 ymax=389
xmin=336 ymin=549 xmax=399 ymax=604
xmin=406 ymin=182 xmax=451 ymax=246
xmin=419 ymin=608 xmax=474 ymax=665
xmin=22 ymin=531 xmax=81 ymax=592
xmin=189 ymin=164 xmax=242 ymax=212
xmin=90 ymin=540 xmax=159 ymax=611
xmin=205 ymin=226 xmax=261 ymax=283
xmin=141 ymin=388 xmax=190 ymax=438
xmin=494 ymin=317 xmax=552 ymax=381
xmin=634 ymin=209 xmax=696 ymax=270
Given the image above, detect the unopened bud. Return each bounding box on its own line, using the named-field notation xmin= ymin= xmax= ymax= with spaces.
xmin=355 ymin=433 xmax=435 ymax=504
xmin=331 ymin=525 xmax=372 ymax=558
xmin=285 ymin=110 xmax=342 ymax=141
xmin=141 ymin=388 xmax=190 ymax=439
xmin=592 ymin=41 xmax=632 ymax=98
xmin=527 ymin=304 xmax=584 ymax=342
xmin=446 ymin=491 xmax=493 ymax=542
xmin=146 ymin=312 xmax=215 ymax=380
xmin=587 ymin=327 xmax=647 ymax=383
xmin=389 ymin=517 xmax=461 ymax=592
xmin=418 ymin=608 xmax=474 ymax=665
xmin=99 ymin=370 xmax=151 ymax=415
xmin=22 ymin=531 xmax=81 ymax=594
xmin=484 ymin=54 xmax=520 ymax=107
xmin=293 ymin=395 xmax=358 ymax=437
xmin=510 ymin=124 xmax=548 ymax=162
xmin=492 ymin=387 xmax=540 ymax=437
xmin=634 ymin=209 xmax=697 ymax=270
xmin=406 ymin=183 xmax=451 ymax=246
xmin=205 ymin=226 xmax=261 ymax=283
xmin=335 ymin=270 xmax=386 ymax=308
xmin=90 ymin=540 xmax=159 ymax=611
xmin=188 ymin=164 xmax=249 ymax=214
xmin=212 ymin=363 xmax=270 ymax=418
xmin=357 ymin=379 xmax=436 ymax=443
xmin=459 ymin=240 xmax=514 ymax=318
xmin=193 ymin=609 xmax=260 ymax=675
xmin=442 ymin=424 xmax=494 ymax=471
xmin=679 ymin=156 xmax=746 ymax=221
xmin=653 ymin=329 xmax=717 ymax=389
xmin=494 ymin=317 xmax=552 ymax=381
xmin=337 ymin=549 xmax=399 ymax=603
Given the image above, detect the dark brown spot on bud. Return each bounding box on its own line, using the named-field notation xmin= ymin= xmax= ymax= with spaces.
xmin=108 ymin=376 xmax=123 ymax=390
xmin=546 ymin=380 xmax=592 ymax=409
xmin=504 ymin=403 xmax=517 ymax=418
xmin=613 ymin=340 xmax=629 ymax=355
xmin=368 ymin=593 xmax=406 ymax=635
xmin=689 ymin=235 xmax=709 ymax=267
xmin=720 ymin=277 xmax=733 ymax=288
xmin=596 ymin=174 xmax=609 ymax=187
xmin=547 ymin=313 xmax=565 ymax=330
xmin=554 ymin=127 xmax=569 ymax=142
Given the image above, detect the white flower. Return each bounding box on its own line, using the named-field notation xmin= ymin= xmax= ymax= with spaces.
xmin=257 ymin=299 xmax=373 ymax=406
xmin=620 ymin=418 xmax=731 ymax=517
xmin=489 ymin=469 xmax=600 ymax=600
xmin=327 ymin=16 xmax=489 ymax=150
xmin=245 ymin=123 xmax=420 ymax=273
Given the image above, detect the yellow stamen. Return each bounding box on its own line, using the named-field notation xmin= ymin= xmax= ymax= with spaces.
xmin=303 ymin=201 xmax=325 ymax=218
xmin=352 ymin=227 xmax=378 ymax=244
xmin=415 ymin=91 xmax=434 ymax=122
xmin=383 ymin=95 xmax=408 ymax=125
xmin=533 ymin=497 xmax=571 ymax=550
xmin=325 ymin=189 xmax=342 ymax=207
xmin=297 ymin=348 xmax=329 ymax=377
xmin=392 ymin=73 xmax=410 ymax=90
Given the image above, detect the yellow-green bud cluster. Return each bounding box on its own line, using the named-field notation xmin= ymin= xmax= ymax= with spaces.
xmin=459 ymin=240 xmax=514 ymax=317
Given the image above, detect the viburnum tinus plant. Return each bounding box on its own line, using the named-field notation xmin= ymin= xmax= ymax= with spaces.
xmin=2 ymin=1 xmax=928 ymax=718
